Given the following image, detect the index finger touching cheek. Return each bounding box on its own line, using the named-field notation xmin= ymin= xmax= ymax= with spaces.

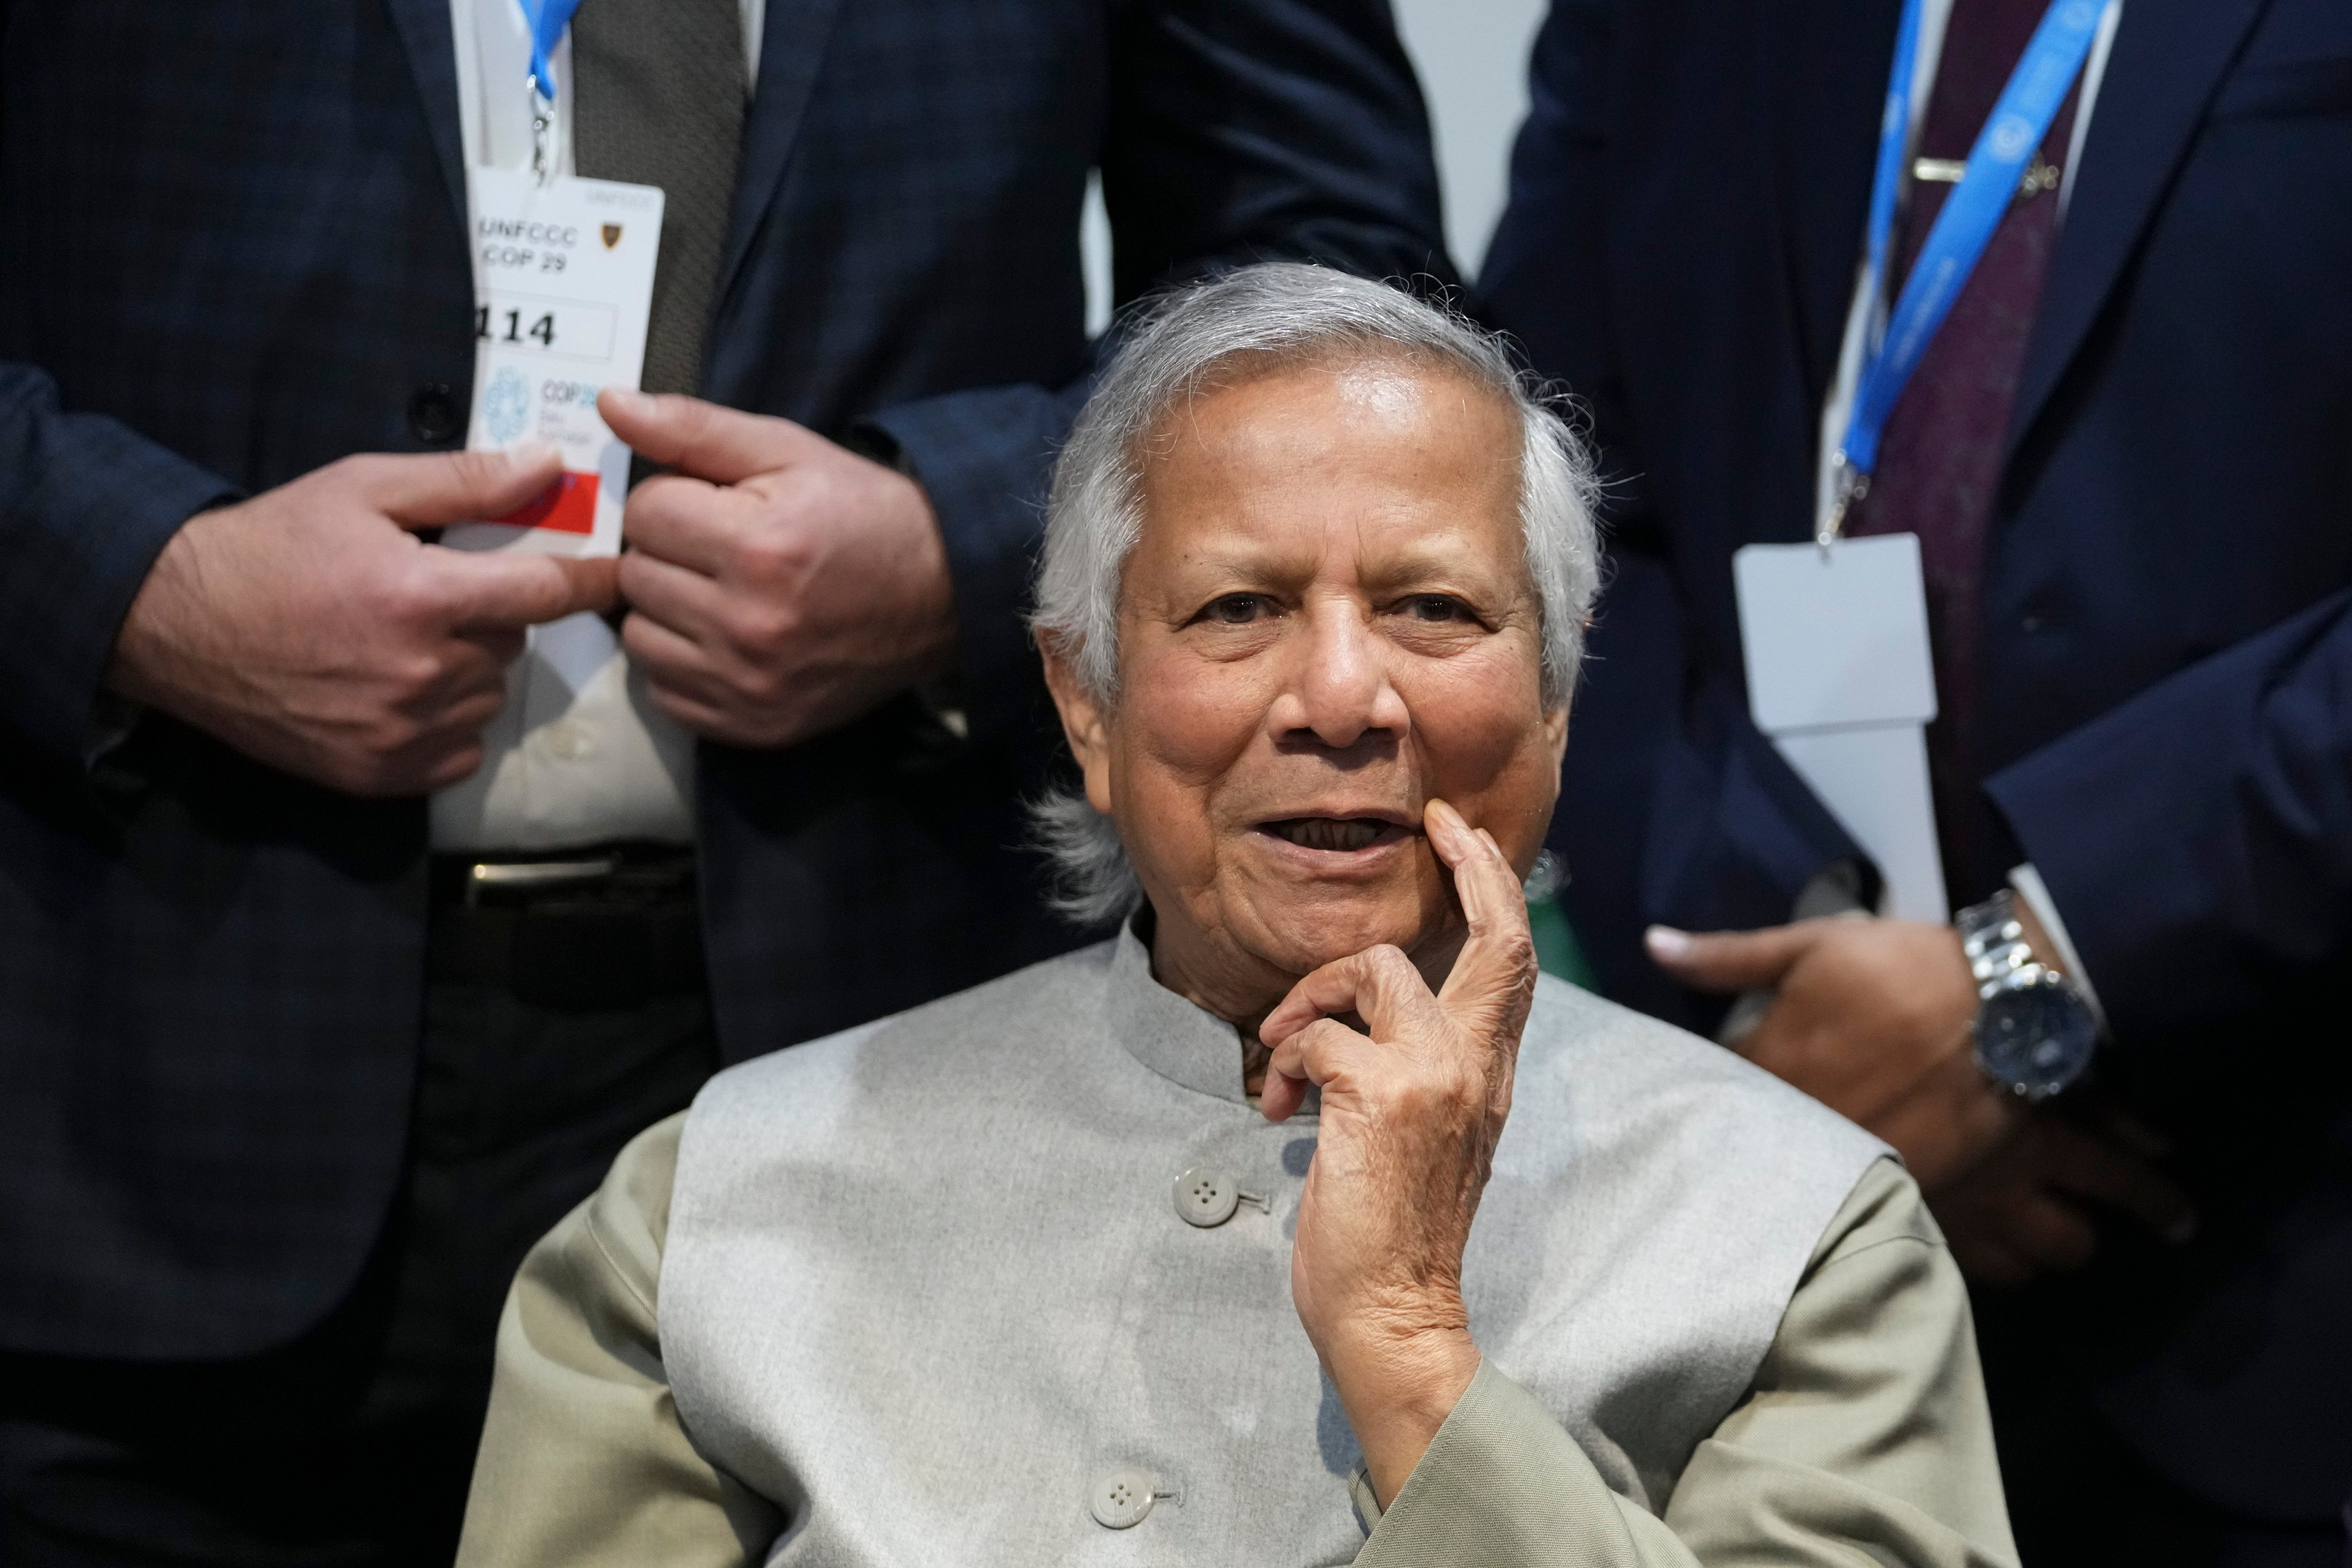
xmin=1428 ymin=800 xmax=1536 ymax=1022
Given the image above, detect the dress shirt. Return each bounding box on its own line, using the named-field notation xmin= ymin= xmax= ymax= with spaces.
xmin=457 ymin=1122 xmax=2014 ymax=1567
xmin=1806 ymin=0 xmax=2123 ymax=999
xmin=429 ymin=0 xmax=767 ymax=853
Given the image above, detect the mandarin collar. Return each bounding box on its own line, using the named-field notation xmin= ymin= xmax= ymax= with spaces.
xmin=1106 ymin=916 xmax=1256 ymax=1105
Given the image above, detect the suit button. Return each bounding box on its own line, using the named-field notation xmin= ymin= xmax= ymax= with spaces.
xmin=1173 ymin=1167 xmax=1239 ymax=1227
xmin=407 ymin=383 xmax=462 ymax=443
xmin=1090 ymin=1467 xmax=1157 ymax=1529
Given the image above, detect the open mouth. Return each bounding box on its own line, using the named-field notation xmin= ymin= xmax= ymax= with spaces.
xmin=1258 ymin=817 xmax=1408 ymax=853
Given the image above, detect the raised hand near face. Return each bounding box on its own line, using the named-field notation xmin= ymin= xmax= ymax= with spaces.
xmin=597 ymin=391 xmax=958 ymax=750
xmin=1257 ymin=797 xmax=1538 ymax=1508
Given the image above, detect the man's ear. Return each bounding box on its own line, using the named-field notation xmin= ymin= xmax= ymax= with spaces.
xmin=1543 ymin=699 xmax=1570 ymax=771
xmin=1039 ymin=639 xmax=1117 ymax=814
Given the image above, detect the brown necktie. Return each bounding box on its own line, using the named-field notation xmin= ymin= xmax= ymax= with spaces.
xmin=1848 ymin=0 xmax=2083 ymax=897
xmin=570 ymin=0 xmax=747 ymax=397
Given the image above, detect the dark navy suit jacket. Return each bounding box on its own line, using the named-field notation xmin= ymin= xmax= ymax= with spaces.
xmin=0 ymin=0 xmax=1446 ymax=1361
xmin=1481 ymin=0 xmax=2352 ymax=1520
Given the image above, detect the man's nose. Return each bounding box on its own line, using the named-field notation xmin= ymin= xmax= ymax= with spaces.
xmin=1271 ymin=604 xmax=1409 ymax=750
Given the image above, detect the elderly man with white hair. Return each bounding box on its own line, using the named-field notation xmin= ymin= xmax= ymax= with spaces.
xmin=454 ymin=266 xmax=2016 ymax=1567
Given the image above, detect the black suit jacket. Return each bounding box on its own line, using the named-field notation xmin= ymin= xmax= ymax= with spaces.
xmin=1480 ymin=0 xmax=2352 ymax=1520
xmin=0 ymin=0 xmax=1446 ymax=1361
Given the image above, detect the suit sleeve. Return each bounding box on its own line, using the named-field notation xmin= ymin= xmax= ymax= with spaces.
xmin=1477 ymin=0 xmax=1862 ymax=991
xmin=1986 ymin=588 xmax=2352 ymax=1047
xmin=1355 ymin=1161 xmax=2017 ymax=1567
xmin=0 ymin=360 xmax=238 ymax=765
xmin=864 ymin=0 xmax=1451 ymax=743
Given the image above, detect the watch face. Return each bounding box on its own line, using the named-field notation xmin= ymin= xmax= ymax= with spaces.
xmin=1975 ymin=972 xmax=2099 ymax=1100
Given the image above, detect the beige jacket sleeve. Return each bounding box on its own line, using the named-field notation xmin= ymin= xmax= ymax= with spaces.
xmin=1358 ymin=1158 xmax=2018 ymax=1567
xmin=459 ymin=1138 xmax=2014 ymax=1568
xmin=455 ymin=1113 xmax=776 ymax=1568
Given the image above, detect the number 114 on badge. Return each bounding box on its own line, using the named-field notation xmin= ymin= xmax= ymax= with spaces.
xmin=445 ymin=165 xmax=663 ymax=559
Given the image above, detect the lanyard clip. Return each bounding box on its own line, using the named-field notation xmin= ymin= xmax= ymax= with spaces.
xmin=527 ymin=74 xmax=557 ymax=186
xmin=1819 ymin=455 xmax=1870 ymax=551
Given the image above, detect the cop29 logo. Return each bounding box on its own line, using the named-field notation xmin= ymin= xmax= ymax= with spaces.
xmin=482 ymin=366 xmax=532 ymax=445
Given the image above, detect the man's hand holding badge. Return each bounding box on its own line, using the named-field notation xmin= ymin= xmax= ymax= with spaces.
xmin=109 ymin=0 xmax=960 ymax=801
xmin=441 ymin=0 xmax=959 ymax=754
xmin=108 ymin=449 xmax=619 ymax=797
xmin=597 ymin=391 xmax=957 ymax=750
xmin=106 ymin=0 xmax=660 ymax=800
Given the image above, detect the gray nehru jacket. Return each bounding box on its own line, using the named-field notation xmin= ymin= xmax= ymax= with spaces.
xmin=652 ymin=926 xmax=1890 ymax=1561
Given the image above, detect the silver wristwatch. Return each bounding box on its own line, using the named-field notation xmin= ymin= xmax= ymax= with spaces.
xmin=1955 ymin=889 xmax=2099 ymax=1102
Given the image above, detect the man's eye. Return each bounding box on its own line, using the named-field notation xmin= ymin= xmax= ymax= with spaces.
xmin=1204 ymin=593 xmax=1269 ymax=624
xmin=1405 ymin=595 xmax=1472 ymax=622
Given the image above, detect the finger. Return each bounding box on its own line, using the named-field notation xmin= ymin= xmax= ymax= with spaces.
xmin=1260 ymin=945 xmax=1437 ymax=1057
xmin=2040 ymin=1123 xmax=2199 ymax=1243
xmin=617 ymin=547 xmax=731 ymax=642
xmin=1643 ymin=921 xmax=1820 ymax=992
xmin=430 ymin=551 xmax=619 ymax=632
xmin=403 ymin=638 xmax=519 ymax=716
xmin=1426 ymin=802 xmax=1537 ymax=1030
xmin=598 ymin=391 xmax=829 ymax=486
xmin=369 ymin=705 xmax=509 ymax=795
xmin=393 ymin=723 xmax=504 ymax=794
xmin=414 ymin=683 xmax=510 ymax=740
xmin=1870 ymin=1060 xmax=2018 ymax=1192
xmin=1262 ymin=1016 xmax=1373 ymax=1125
xmin=456 ymin=624 xmax=527 ymax=671
xmin=620 ymin=609 xmax=733 ymax=703
xmin=361 ymin=445 xmax=567 ymax=530
xmin=2076 ymin=1097 xmax=2174 ymax=1161
xmin=622 ymin=473 xmax=741 ymax=577
xmin=639 ymin=681 xmax=740 ymax=743
xmin=2002 ymin=1191 xmax=2102 ymax=1273
xmin=1946 ymin=1226 xmax=2034 ymax=1288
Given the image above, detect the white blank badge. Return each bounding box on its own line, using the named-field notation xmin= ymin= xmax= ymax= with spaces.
xmin=1732 ymin=534 xmax=1949 ymax=921
xmin=445 ymin=166 xmax=663 ymax=558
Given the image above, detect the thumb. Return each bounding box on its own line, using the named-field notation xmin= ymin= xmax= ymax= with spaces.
xmin=366 ymin=445 xmax=568 ymax=531
xmin=1644 ymin=922 xmax=1817 ymax=994
xmin=598 ymin=389 xmax=825 ymax=485
xmin=432 ymin=550 xmax=620 ymax=632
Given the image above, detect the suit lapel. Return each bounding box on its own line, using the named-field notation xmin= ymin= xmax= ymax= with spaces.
xmin=384 ymin=0 xmax=469 ymax=225
xmin=719 ymin=0 xmax=849 ymax=308
xmin=2006 ymin=0 xmax=2271 ymax=458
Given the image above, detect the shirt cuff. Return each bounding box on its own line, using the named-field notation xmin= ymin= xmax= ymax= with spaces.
xmin=1355 ymin=1359 xmax=1640 ymax=1566
xmin=2007 ymin=862 xmax=2107 ymax=1033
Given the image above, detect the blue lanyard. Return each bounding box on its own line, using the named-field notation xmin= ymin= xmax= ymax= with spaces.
xmin=515 ymin=0 xmax=587 ymax=180
xmin=1823 ymin=0 xmax=2103 ymax=542
xmin=516 ymin=0 xmax=587 ymax=101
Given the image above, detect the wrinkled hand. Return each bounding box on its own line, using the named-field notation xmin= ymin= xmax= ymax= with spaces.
xmin=597 ymin=390 xmax=957 ymax=749
xmin=1645 ymin=916 xmax=2014 ymax=1189
xmin=1933 ymin=1105 xmax=2196 ymax=1286
xmin=1258 ymin=799 xmax=1536 ymax=1507
xmin=107 ymin=446 xmax=617 ymax=796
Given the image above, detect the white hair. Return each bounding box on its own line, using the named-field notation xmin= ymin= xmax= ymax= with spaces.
xmin=1029 ymin=263 xmax=1601 ymax=925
